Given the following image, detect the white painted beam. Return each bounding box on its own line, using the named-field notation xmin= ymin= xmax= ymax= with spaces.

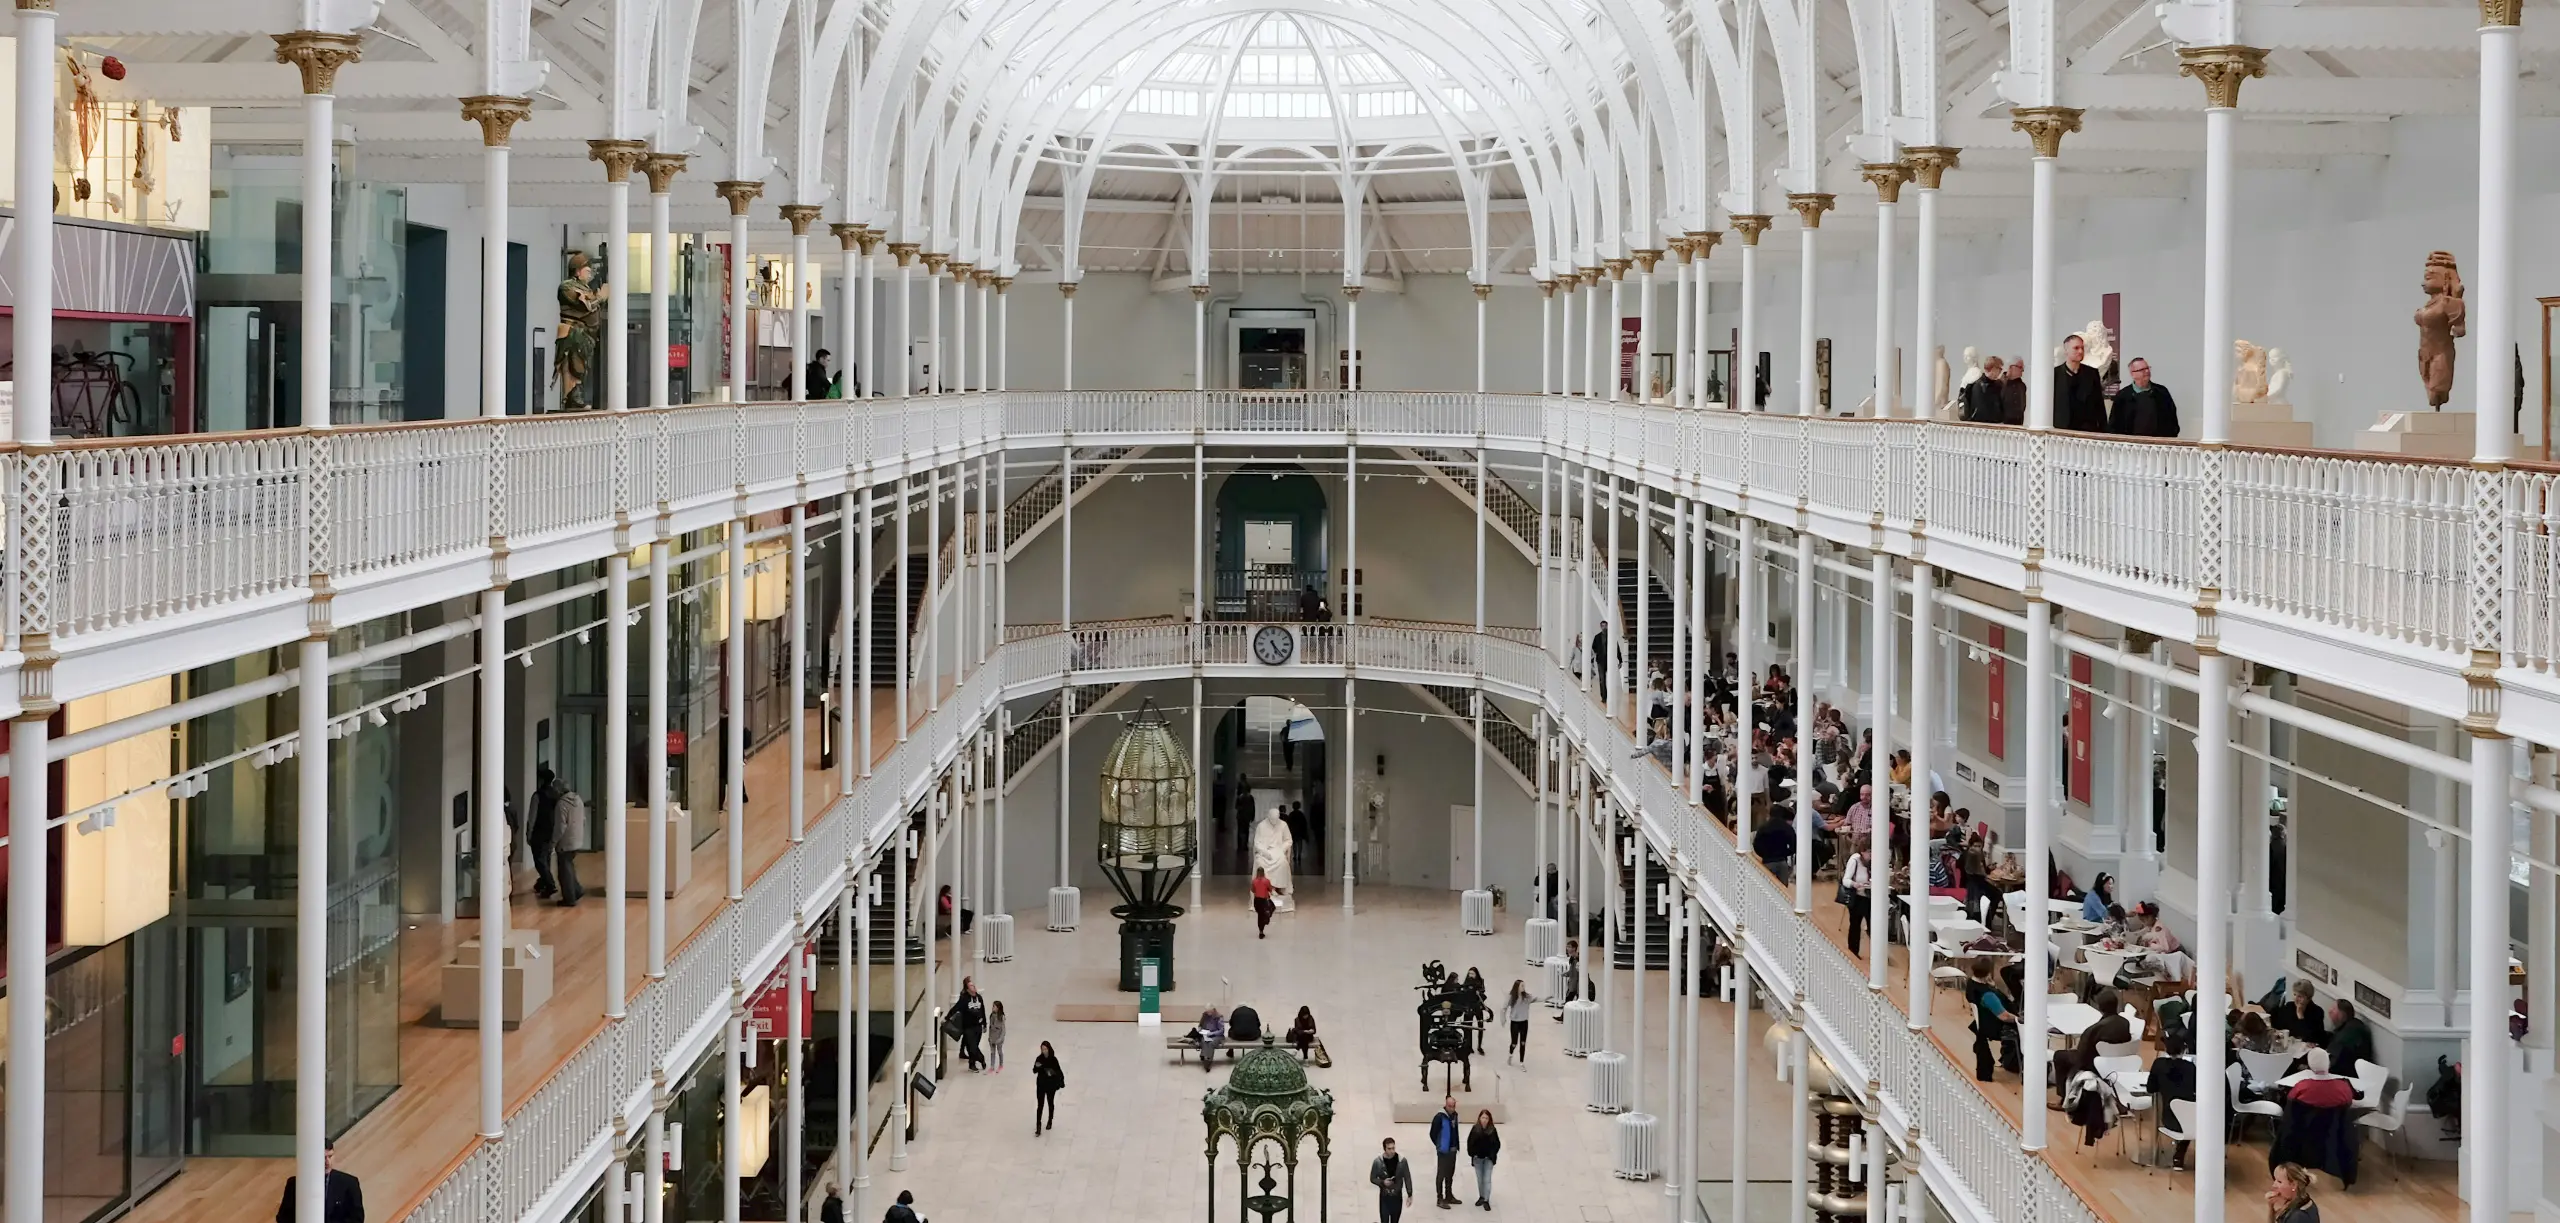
xmin=2058 ymin=70 xmax=2560 ymax=116
xmin=2159 ymin=2 xmax=2560 ymax=52
xmin=1939 ymin=114 xmax=2392 ymax=155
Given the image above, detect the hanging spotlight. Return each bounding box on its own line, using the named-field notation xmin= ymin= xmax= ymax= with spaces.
xmin=251 ymin=749 xmax=274 ymax=769
xmin=578 ymin=629 xmax=592 ymax=645
xmin=520 ymin=652 xmax=536 ymax=669
xmin=370 ymin=707 xmax=390 ymax=728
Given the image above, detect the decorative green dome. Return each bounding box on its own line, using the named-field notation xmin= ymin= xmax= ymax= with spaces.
xmin=1225 ymin=1034 xmax=1312 ymax=1098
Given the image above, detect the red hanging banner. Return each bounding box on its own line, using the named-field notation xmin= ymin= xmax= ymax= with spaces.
xmin=1985 ymin=624 xmax=2007 ymax=761
xmin=2068 ymin=653 xmax=2094 ymax=803
xmin=746 ymin=943 xmax=816 ymax=1039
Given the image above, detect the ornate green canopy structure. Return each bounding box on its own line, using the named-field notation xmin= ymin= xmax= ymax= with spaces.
xmin=1203 ymin=1035 xmax=1335 ymax=1223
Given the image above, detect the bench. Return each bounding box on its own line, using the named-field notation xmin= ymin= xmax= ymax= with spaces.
xmin=1167 ymin=1034 xmax=1328 ymax=1065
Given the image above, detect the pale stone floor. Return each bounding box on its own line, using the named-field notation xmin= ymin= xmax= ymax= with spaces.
xmin=875 ymin=880 xmax=1805 ymax=1223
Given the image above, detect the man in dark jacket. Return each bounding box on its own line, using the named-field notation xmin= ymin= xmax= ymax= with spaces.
xmin=1372 ymin=1138 xmax=1415 ymax=1223
xmin=2325 ymin=999 xmax=2377 ymax=1075
xmin=952 ymin=977 xmax=988 ymax=1071
xmin=2055 ymin=334 xmax=2108 ymax=431
xmin=1590 ymin=623 xmax=1610 ymax=700
xmin=275 ymin=1144 xmax=364 ymax=1223
xmin=1960 ymin=355 xmax=2008 ymax=422
xmin=2107 ymin=357 xmax=2181 ymax=438
xmin=805 ymin=348 xmax=834 ymax=399
xmin=2001 ymin=358 xmax=2028 ymax=424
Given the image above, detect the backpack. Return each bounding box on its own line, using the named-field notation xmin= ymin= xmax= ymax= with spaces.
xmin=555 ymin=790 xmax=590 ymax=852
xmin=2425 ymin=1056 xmax=2461 ymax=1138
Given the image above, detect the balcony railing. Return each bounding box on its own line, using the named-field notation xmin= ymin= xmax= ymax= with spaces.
xmin=4 ymin=392 xmax=2548 ymax=725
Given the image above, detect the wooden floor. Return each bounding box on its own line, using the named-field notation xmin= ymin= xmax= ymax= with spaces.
xmin=122 ymin=684 xmax=936 ymax=1223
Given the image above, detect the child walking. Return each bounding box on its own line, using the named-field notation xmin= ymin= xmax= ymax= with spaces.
xmin=988 ymin=1000 xmax=1007 ymax=1071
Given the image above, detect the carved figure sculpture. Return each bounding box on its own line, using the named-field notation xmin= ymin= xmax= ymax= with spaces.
xmin=1251 ymin=807 xmax=1295 ymax=912
xmin=1957 ymin=345 xmax=1985 ymax=389
xmin=2232 ymin=340 xmax=2269 ymax=405
xmin=1932 ymin=346 xmax=1952 ymax=413
xmin=2416 ymin=250 xmax=2465 ymax=408
xmin=2265 ymin=348 xmax=2294 ymax=405
xmin=2081 ymin=321 xmax=2116 ymax=381
xmin=554 ymin=251 xmax=606 ymax=410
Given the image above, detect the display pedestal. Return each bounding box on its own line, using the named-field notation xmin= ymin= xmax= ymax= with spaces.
xmin=1048 ymin=885 xmax=1080 ymax=931
xmin=1543 ymin=955 xmax=1571 ymax=1015
xmin=1564 ymin=998 xmax=1602 ymax=1056
xmin=440 ymin=930 xmax=555 ymax=1028
xmin=1613 ymin=1112 xmax=1659 ymax=1179
xmin=2230 ymin=400 xmax=2314 ymax=448
xmin=2355 ymin=410 xmax=2475 ymax=459
xmin=621 ymin=805 xmax=693 ymax=898
xmin=1116 ymin=914 xmax=1178 ymax=992
xmin=1461 ymin=889 xmax=1494 ymax=935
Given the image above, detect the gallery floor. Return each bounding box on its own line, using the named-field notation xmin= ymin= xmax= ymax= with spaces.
xmin=876 ymin=880 xmax=1805 ymax=1223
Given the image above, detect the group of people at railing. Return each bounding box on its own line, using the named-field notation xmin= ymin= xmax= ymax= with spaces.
xmin=1947 ymin=334 xmax=2182 ymax=439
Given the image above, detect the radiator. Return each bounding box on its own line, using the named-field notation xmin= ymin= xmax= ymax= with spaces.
xmin=1462 ymin=889 xmax=1495 ymax=935
xmin=1586 ymin=1048 xmax=1628 ymax=1113
xmin=1613 ymin=1111 xmax=1660 ymax=1179
xmin=1543 ymin=954 xmax=1571 ymax=1013
xmin=1525 ymin=916 xmax=1562 ymax=965
xmin=1047 ymin=886 xmax=1081 ymax=932
xmin=1564 ymin=998 xmax=1602 ymax=1056
xmin=980 ymin=913 xmax=1015 ymax=962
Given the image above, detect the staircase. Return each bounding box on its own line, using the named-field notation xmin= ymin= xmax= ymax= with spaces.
xmin=1412 ymin=683 xmax=1539 ymax=790
xmin=1613 ymin=559 xmax=1677 ymax=691
xmin=1002 ymin=682 xmax=1126 ymax=785
xmin=1399 ymin=447 xmax=1542 ymax=561
xmin=865 ymin=554 xmax=931 ymax=683
xmin=821 ymin=853 xmax=930 ymax=965
xmin=1611 ymin=835 xmax=1674 ymax=971
xmin=1001 ymin=447 xmax=1149 ymax=559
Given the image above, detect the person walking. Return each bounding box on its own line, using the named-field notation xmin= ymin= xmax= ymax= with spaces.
xmin=882 ymin=1189 xmax=922 ymax=1223
xmin=1839 ymin=848 xmax=1872 ymax=958
xmin=1032 ymin=1041 xmax=1065 ymax=1135
xmin=551 ymin=783 xmax=588 ymax=906
xmin=1428 ymin=1097 xmax=1462 ymax=1208
xmin=1370 ymin=1138 xmax=1415 ymax=1223
xmin=1252 ymin=867 xmax=1276 ymax=938
xmin=527 ymin=764 xmax=563 ymax=900
xmin=2106 ymin=357 xmax=2181 ymax=438
xmin=987 ymin=1000 xmax=1007 ymax=1072
xmin=951 ymin=977 xmax=988 ymax=1072
xmin=1465 ymin=1111 xmax=1502 ymax=1210
xmin=274 ymin=1142 xmax=364 ymax=1223
xmin=1503 ymin=981 xmax=1533 ymax=1063
xmin=2054 ymin=334 xmax=2108 ymax=432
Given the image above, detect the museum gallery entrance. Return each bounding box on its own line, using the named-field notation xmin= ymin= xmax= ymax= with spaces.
xmin=1209 ymin=696 xmax=1325 ymax=878
xmin=1228 ymin=309 xmax=1314 ymax=390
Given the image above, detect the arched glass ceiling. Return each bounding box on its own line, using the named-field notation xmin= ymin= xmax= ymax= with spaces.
xmin=1061 ymin=13 xmax=1490 ymax=138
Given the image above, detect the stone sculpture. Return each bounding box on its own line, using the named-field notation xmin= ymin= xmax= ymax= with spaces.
xmin=2232 ymin=340 xmax=2269 ymax=404
xmin=2416 ymin=250 xmax=2465 ymax=408
xmin=1251 ymin=807 xmax=1295 ymax=912
xmin=1932 ymin=345 xmax=1952 ymax=413
xmin=2265 ymin=348 xmax=2294 ymax=405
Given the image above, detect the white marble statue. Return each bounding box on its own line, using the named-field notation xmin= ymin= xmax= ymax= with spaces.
xmin=1932 ymin=346 xmax=1952 ymax=414
xmin=2081 ymin=321 xmax=2116 ymax=379
xmin=2265 ymin=347 xmax=2294 ymax=404
xmin=1251 ymin=806 xmax=1296 ymax=912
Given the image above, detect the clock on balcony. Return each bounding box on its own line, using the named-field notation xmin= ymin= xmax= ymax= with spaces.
xmin=1253 ymin=624 xmax=1296 ymax=666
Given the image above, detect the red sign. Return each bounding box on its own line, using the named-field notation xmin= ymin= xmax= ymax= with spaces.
xmin=2068 ymin=653 xmax=2094 ymax=803
xmin=667 ymin=731 xmax=688 ymax=758
xmin=668 ymin=343 xmax=691 ymax=370
xmin=746 ymin=947 xmax=816 ymax=1038
xmin=1985 ymin=624 xmax=2006 ymax=761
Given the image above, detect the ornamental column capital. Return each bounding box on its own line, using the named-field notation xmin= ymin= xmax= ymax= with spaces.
xmin=1859 ymin=162 xmax=1912 ymax=204
xmin=1472 ymin=282 xmax=1492 ymax=301
xmin=2175 ymin=45 xmax=2271 ymax=109
xmin=921 ymin=252 xmax=950 ymax=275
xmin=639 ymin=152 xmax=687 ymax=193
xmin=1785 ymin=193 xmax=1836 ymax=228
xmin=889 ymin=242 xmax=921 ymax=267
xmin=1189 ymin=283 xmax=1211 ymax=302
xmin=1691 ymin=231 xmax=1723 ymax=259
xmin=2483 ymin=0 xmax=2522 ymax=23
xmin=992 ymin=277 xmax=1013 ymax=295
xmin=1537 ymin=278 xmax=1557 ymax=298
xmin=1901 ymin=146 xmax=1962 ymax=190
xmin=2008 ymin=106 xmax=2086 ymax=158
xmin=1728 ymin=215 xmax=1771 ymax=246
xmin=830 ymin=222 xmax=864 ymax=251
xmin=778 ymin=204 xmax=825 ymax=235
xmin=272 ymin=30 xmax=364 ymax=95
xmin=1058 ymin=281 xmax=1078 ymax=298
xmin=458 ymin=95 xmax=534 ymax=147
xmin=1632 ymin=248 xmax=1663 ymax=273
xmin=713 ymin=180 xmax=764 ymax=217
xmin=1603 ymin=257 xmax=1631 ymax=280
xmin=587 ymin=138 xmax=649 ymax=183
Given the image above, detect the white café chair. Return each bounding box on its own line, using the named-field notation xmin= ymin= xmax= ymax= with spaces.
xmin=2357 ymin=1085 xmax=2413 ymax=1176
xmin=2078 ymin=946 xmax=2133 ymax=988
xmin=2237 ymin=1047 xmax=2298 ymax=1090
xmin=2350 ymin=1058 xmax=2390 ymax=1108
xmin=2093 ymin=1054 xmax=2152 ymax=1159
xmin=2227 ymin=1062 xmax=2284 ymax=1139
xmin=2094 ymin=1039 xmax=2142 ymax=1060
xmin=2159 ymin=1099 xmax=2199 ymax=1170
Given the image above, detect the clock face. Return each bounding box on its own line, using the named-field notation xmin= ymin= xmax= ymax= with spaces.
xmin=1253 ymin=624 xmax=1296 ymax=665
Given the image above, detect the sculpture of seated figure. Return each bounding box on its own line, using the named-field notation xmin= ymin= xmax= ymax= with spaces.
xmin=2232 ymin=340 xmax=2269 ymax=405
xmin=2264 ymin=347 xmax=2294 ymax=405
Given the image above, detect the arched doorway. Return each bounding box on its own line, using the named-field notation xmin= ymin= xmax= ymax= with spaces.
xmin=1213 ymin=465 xmax=1330 ymax=621
xmin=1207 ymin=695 xmax=1327 ymax=877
